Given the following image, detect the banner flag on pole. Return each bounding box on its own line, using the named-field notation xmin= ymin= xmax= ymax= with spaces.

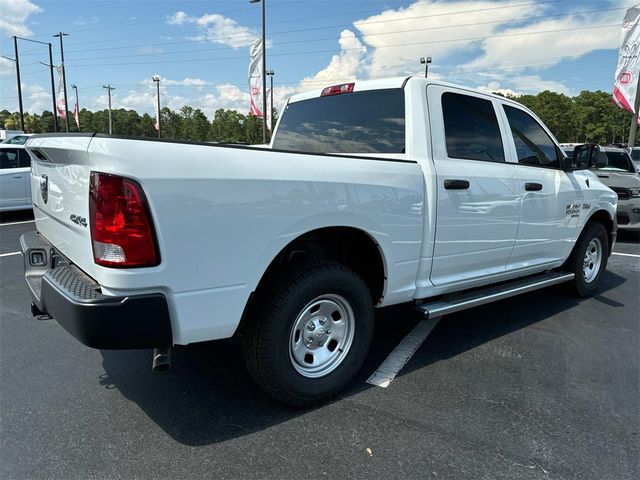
xmin=153 ymin=94 xmax=160 ymax=131
xmin=248 ymin=38 xmax=264 ymax=117
xmin=266 ymin=87 xmax=272 ymax=130
xmin=72 ymin=103 xmax=79 ymax=128
xmin=613 ymin=5 xmax=640 ymax=122
xmin=56 ymin=65 xmax=66 ymax=119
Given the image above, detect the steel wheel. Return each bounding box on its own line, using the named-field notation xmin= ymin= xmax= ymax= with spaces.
xmin=582 ymin=237 xmax=602 ymax=284
xmin=289 ymin=293 xmax=355 ymax=378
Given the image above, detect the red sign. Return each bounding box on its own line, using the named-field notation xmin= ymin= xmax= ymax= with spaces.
xmin=619 ymin=71 xmax=633 ymax=85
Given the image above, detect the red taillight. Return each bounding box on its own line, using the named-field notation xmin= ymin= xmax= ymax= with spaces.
xmin=321 ymin=83 xmax=355 ymax=97
xmin=89 ymin=172 xmax=159 ymax=268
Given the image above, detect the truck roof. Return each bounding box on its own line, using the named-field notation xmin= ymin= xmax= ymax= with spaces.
xmin=287 ymin=76 xmax=520 ymax=104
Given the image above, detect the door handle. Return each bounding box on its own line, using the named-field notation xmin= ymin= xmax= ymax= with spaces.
xmin=525 ymin=182 xmax=543 ymax=191
xmin=12 ymin=174 xmax=23 ymax=179
xmin=444 ymin=179 xmax=470 ymax=190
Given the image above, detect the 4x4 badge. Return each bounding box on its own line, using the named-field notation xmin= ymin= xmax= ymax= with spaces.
xmin=70 ymin=215 xmax=87 ymax=228
xmin=40 ymin=174 xmax=48 ymax=204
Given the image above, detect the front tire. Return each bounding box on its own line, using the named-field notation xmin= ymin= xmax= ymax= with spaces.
xmin=241 ymin=261 xmax=375 ymax=407
xmin=565 ymin=221 xmax=609 ymax=297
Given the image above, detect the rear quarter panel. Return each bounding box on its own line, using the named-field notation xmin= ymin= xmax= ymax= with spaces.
xmin=86 ymin=137 xmax=425 ymax=344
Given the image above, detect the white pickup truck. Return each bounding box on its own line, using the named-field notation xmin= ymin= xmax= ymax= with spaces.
xmin=21 ymin=77 xmax=617 ymax=406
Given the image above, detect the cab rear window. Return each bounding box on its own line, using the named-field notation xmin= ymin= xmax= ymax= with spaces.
xmin=273 ymin=89 xmax=405 ymax=154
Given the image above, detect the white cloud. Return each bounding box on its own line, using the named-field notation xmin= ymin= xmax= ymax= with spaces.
xmin=21 ymin=83 xmax=50 ymax=112
xmin=510 ymin=75 xmax=571 ymax=95
xmin=167 ymin=10 xmax=257 ymax=48
xmin=73 ymin=16 xmax=98 ymax=27
xmin=0 ymin=57 xmax=15 ymax=78
xmin=476 ymin=81 xmax=522 ymax=97
xmin=353 ymin=0 xmax=543 ymax=78
xmin=299 ymin=30 xmax=367 ymax=91
xmin=476 ymin=75 xmax=571 ymax=97
xmin=0 ymin=0 xmax=42 ymax=37
xmin=464 ymin=9 xmax=623 ymax=72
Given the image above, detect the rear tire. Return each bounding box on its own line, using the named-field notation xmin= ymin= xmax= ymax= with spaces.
xmin=564 ymin=221 xmax=609 ymax=297
xmin=241 ymin=261 xmax=375 ymax=407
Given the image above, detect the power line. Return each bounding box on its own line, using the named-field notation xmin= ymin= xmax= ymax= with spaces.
xmin=65 ymin=23 xmax=620 ymax=68
xmin=41 ymin=6 xmax=625 ymax=64
xmin=10 ymin=0 xmax=576 ymax=58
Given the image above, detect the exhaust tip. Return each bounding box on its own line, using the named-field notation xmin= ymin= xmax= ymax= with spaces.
xmin=152 ymin=348 xmax=171 ymax=374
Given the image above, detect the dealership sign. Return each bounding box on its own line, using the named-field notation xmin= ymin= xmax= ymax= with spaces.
xmin=613 ymin=5 xmax=640 ymax=120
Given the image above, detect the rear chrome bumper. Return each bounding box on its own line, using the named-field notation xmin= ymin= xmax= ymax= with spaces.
xmin=20 ymin=231 xmax=173 ymax=350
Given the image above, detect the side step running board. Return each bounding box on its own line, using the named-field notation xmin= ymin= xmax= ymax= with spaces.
xmin=416 ymin=271 xmax=575 ymax=319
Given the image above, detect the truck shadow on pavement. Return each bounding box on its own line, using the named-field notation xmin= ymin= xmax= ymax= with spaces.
xmin=98 ymin=270 xmax=627 ymax=447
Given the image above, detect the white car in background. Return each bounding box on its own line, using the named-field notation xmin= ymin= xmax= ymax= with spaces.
xmin=0 ymin=143 xmax=32 ymax=212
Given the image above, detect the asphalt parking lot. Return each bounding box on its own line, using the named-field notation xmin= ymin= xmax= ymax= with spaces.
xmin=1 ymin=210 xmax=638 ymax=480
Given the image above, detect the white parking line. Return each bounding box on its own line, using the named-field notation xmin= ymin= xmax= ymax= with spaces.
xmin=0 ymin=251 xmax=21 ymax=258
xmin=367 ymin=316 xmax=441 ymax=388
xmin=612 ymin=252 xmax=640 ymax=258
xmin=0 ymin=219 xmax=35 ymax=227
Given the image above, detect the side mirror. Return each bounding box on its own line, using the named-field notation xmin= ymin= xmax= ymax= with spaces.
xmin=564 ymin=144 xmax=592 ymax=171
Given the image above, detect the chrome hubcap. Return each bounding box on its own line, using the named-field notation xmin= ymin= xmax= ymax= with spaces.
xmin=289 ymin=294 xmax=355 ymax=378
xmin=582 ymin=238 xmax=602 ymax=284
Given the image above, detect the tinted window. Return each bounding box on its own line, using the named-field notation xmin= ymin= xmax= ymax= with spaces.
xmin=504 ymin=105 xmax=559 ymax=168
xmin=273 ymin=89 xmax=405 ymax=154
xmin=18 ymin=149 xmax=30 ymax=168
xmin=601 ymin=151 xmax=635 ymax=173
xmin=630 ymin=149 xmax=640 ymax=161
xmin=0 ymin=149 xmax=19 ymax=169
xmin=442 ymin=92 xmax=504 ymax=162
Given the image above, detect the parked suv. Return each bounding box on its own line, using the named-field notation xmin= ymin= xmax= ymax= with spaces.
xmin=561 ymin=144 xmax=639 ymax=232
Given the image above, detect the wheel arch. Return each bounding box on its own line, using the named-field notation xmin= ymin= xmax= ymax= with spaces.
xmin=238 ymin=226 xmax=388 ymax=336
xmin=259 ymin=226 xmax=387 ymax=303
xmin=585 ymin=209 xmax=615 ymax=255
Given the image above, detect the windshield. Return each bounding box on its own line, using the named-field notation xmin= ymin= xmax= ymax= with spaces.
xmin=273 ymin=89 xmax=405 ymax=154
xmin=597 ymin=151 xmax=635 ymax=173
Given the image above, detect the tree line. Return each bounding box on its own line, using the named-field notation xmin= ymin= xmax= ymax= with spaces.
xmin=0 ymin=89 xmax=637 ymax=145
xmin=0 ymin=105 xmax=270 ymax=144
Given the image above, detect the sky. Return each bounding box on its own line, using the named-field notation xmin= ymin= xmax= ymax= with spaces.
xmin=0 ymin=0 xmax=634 ymax=119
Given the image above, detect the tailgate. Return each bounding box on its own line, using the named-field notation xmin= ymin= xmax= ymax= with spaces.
xmin=25 ymin=135 xmax=96 ymax=277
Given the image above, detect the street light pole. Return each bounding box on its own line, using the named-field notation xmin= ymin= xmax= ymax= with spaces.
xmin=48 ymin=43 xmax=57 ymax=132
xmin=103 ymin=84 xmax=115 ymax=134
xmin=152 ymin=75 xmax=161 ymax=138
xmin=250 ymin=0 xmax=268 ymax=143
xmin=71 ymin=84 xmax=79 ymax=130
xmin=54 ymin=32 xmax=70 ymax=132
xmin=420 ymin=56 xmax=432 ymax=78
xmin=12 ymin=37 xmax=25 ymax=131
xmin=266 ymin=69 xmax=274 ymax=131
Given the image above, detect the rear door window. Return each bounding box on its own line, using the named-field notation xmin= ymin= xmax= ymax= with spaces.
xmin=503 ymin=105 xmax=560 ymax=168
xmin=441 ymin=92 xmax=505 ymax=162
xmin=273 ymin=89 xmax=405 ymax=154
xmin=0 ymin=149 xmax=19 ymax=169
xmin=18 ymin=149 xmax=31 ymax=168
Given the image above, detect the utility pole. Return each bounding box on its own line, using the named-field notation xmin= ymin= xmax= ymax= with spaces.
xmin=250 ymin=0 xmax=267 ymax=143
xmin=48 ymin=43 xmax=57 ymax=132
xmin=38 ymin=52 xmax=58 ymax=132
xmin=53 ymin=32 xmax=70 ymax=132
xmin=71 ymin=84 xmax=79 ymax=130
xmin=266 ymin=69 xmax=274 ymax=131
xmin=420 ymin=56 xmax=432 ymax=78
xmin=103 ymin=84 xmax=115 ymax=134
xmin=628 ymin=78 xmax=640 ymax=147
xmin=12 ymin=37 xmax=25 ymax=131
xmin=152 ymin=75 xmax=161 ymax=138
